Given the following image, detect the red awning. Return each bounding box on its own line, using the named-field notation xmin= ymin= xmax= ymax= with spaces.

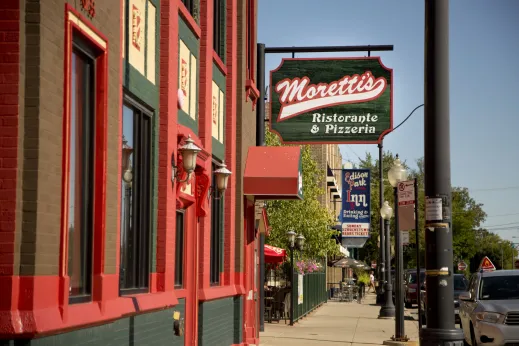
xmin=264 ymin=245 xmax=287 ymax=263
xmin=243 ymin=146 xmax=303 ymax=200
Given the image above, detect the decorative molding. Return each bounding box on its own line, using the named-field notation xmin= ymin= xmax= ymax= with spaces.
xmin=80 ymin=0 xmax=96 ymax=18
xmin=195 ymin=168 xmax=210 ymax=217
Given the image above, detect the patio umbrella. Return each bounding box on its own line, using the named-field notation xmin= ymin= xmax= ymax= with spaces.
xmin=331 ymin=257 xmax=360 ymax=268
xmin=264 ymin=244 xmax=287 ymax=263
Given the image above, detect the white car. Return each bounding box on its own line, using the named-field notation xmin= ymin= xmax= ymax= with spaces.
xmin=459 ymin=265 xmax=519 ymax=346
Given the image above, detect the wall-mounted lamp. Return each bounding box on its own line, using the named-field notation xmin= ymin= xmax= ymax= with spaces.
xmin=208 ymin=161 xmax=232 ymax=200
xmin=122 ymin=137 xmax=134 ymax=185
xmin=172 ymin=135 xmax=202 ymax=184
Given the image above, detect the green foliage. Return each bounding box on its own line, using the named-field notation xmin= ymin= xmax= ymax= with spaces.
xmin=470 ymin=229 xmax=519 ymax=270
xmin=356 ymin=272 xmax=371 ymax=285
xmin=356 ymin=150 xmax=513 ymax=272
xmin=264 ymin=128 xmax=340 ymax=259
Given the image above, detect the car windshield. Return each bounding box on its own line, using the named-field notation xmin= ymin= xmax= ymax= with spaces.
xmin=479 ymin=275 xmax=519 ymax=300
xmin=408 ymin=272 xmax=425 ymax=284
xmin=454 ymin=275 xmax=468 ymax=291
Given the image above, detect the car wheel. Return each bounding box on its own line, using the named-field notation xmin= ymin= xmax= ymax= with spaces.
xmin=420 ymin=313 xmax=426 ymax=326
xmin=405 ymin=300 xmax=412 ymax=309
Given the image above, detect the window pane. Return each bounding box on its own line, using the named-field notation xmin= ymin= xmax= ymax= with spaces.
xmin=68 ymin=50 xmax=94 ymax=299
xmin=119 ymin=99 xmax=152 ymax=294
xmin=120 ymin=105 xmax=134 ymax=289
xmin=175 ymin=211 xmax=185 ymax=287
xmin=210 ymin=163 xmax=223 ymax=285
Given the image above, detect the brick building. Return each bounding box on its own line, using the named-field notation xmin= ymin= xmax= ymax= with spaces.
xmin=0 ymin=0 xmax=301 ymax=345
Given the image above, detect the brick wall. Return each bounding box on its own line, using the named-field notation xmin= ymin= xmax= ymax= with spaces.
xmin=234 ymin=0 xmax=256 ymax=274
xmin=15 ymin=0 xmax=121 ymax=276
xmin=1 ymin=300 xmax=187 ymax=346
xmin=198 ymin=296 xmax=242 ymax=345
xmin=0 ymin=0 xmax=21 ymax=277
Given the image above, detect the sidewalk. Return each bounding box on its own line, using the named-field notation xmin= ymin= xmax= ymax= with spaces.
xmin=259 ymin=293 xmax=420 ymax=346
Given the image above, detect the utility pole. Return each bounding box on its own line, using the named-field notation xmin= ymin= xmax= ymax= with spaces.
xmin=421 ymin=0 xmax=464 ymax=345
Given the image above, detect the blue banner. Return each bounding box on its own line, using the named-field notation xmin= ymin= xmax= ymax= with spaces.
xmin=341 ymin=169 xmax=371 ymax=245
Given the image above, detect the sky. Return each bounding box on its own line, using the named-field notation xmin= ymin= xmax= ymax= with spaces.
xmin=258 ymin=0 xmax=519 ymax=245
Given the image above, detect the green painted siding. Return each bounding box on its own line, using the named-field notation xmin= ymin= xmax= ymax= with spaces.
xmin=2 ymin=300 xmax=186 ymax=346
xmin=198 ymin=296 xmax=242 ymax=346
xmin=211 ymin=63 xmax=226 ymax=160
xmin=178 ymin=16 xmax=199 ymax=134
xmin=122 ymin=0 xmax=160 ymax=273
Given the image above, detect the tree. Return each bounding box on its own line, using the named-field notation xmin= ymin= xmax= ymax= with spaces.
xmin=358 ymin=151 xmax=492 ymax=271
xmin=264 ymin=128 xmax=339 ymax=259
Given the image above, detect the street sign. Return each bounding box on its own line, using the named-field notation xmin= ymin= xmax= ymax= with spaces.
xmin=398 ymin=180 xmax=415 ymax=206
xmin=371 ymin=261 xmax=377 ymax=269
xmin=515 ymin=259 xmax=519 ymax=269
xmin=478 ymin=256 xmax=496 ymax=272
xmin=402 ymin=230 xmax=410 ymax=245
xmin=457 ymin=261 xmax=468 ymax=271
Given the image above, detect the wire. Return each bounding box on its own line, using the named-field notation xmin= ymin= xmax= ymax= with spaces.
xmin=468 ymin=186 xmax=519 ymax=192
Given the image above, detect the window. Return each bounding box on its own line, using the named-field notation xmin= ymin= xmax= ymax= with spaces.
xmin=210 ymin=161 xmax=224 ymax=285
xmin=181 ymin=0 xmax=198 ymax=21
xmin=119 ymin=96 xmax=152 ymax=294
xmin=67 ymin=34 xmax=100 ymax=304
xmin=479 ymin=275 xmax=519 ymax=300
xmin=245 ymin=0 xmax=255 ymax=80
xmin=213 ymin=0 xmax=225 ymax=59
xmin=175 ymin=210 xmax=185 ymax=288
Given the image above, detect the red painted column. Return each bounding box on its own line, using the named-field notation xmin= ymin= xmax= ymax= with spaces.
xmin=157 ymin=0 xmax=179 ymax=293
xmin=224 ymin=0 xmax=238 ymax=287
xmin=0 ymin=0 xmax=20 ymax=334
xmin=197 ymin=0 xmax=214 ymax=291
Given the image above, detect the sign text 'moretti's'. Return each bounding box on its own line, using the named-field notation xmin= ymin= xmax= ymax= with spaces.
xmin=275 ymin=71 xmax=387 ymax=121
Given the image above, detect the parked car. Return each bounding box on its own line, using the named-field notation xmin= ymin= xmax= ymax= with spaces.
xmin=420 ymin=273 xmax=469 ymax=325
xmin=404 ymin=269 xmax=425 ymax=308
xmin=459 ymin=268 xmax=519 ymax=345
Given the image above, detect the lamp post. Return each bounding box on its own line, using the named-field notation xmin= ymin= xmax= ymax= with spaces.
xmin=388 ymin=155 xmax=408 ymax=340
xmin=287 ymin=230 xmax=305 ymax=326
xmin=379 ymin=201 xmax=395 ymax=318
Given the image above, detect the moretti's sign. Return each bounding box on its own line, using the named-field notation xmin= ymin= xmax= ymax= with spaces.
xmin=341 ymin=169 xmax=371 ymax=249
xmin=269 ymin=57 xmax=393 ymax=144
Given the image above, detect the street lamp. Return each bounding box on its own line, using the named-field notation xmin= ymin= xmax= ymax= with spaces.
xmin=388 ymin=155 xmax=408 ymax=341
xmin=287 ymin=230 xmax=305 ymax=326
xmin=379 ymin=201 xmax=395 ymax=318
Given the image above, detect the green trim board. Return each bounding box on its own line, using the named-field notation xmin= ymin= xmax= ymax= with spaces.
xmin=269 ymin=57 xmax=393 ymax=144
xmin=4 ymin=300 xmax=186 ymax=345
xmin=198 ymin=297 xmax=241 ymax=346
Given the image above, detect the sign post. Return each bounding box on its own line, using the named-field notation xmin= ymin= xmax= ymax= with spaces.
xmin=397 ymin=179 xmax=421 ymax=328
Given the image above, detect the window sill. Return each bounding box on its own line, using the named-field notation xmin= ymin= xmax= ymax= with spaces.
xmin=199 ymin=285 xmax=237 ymax=302
xmin=178 ymin=3 xmax=201 ymax=39
xmin=245 ymin=79 xmax=260 ymax=109
xmin=175 ymin=288 xmax=188 ymax=299
xmin=213 ymin=51 xmax=227 ymax=76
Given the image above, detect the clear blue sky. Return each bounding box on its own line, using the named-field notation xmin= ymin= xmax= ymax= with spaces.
xmin=258 ymin=0 xmax=519 ymax=244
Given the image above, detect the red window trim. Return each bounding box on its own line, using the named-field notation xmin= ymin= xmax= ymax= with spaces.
xmin=178 ymin=1 xmax=202 ymax=39
xmin=245 ymin=0 xmax=255 ymax=81
xmin=245 ymin=0 xmax=258 ymax=106
xmin=213 ymin=51 xmax=227 ymax=76
xmin=60 ymin=4 xmax=109 ymax=309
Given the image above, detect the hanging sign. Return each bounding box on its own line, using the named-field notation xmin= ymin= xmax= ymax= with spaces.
xmin=341 ymin=169 xmax=371 ymax=248
xmin=269 ymin=57 xmax=393 ymax=144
